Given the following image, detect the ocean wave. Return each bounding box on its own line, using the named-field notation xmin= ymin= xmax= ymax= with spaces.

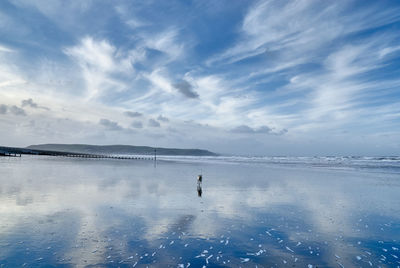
xmin=151 ymin=155 xmax=400 ymax=173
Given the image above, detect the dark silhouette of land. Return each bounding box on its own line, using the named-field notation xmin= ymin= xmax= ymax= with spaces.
xmin=27 ymin=144 xmax=217 ymax=156
xmin=0 ymin=145 xmax=150 ymax=159
xmin=0 ymin=144 xmax=217 ymax=159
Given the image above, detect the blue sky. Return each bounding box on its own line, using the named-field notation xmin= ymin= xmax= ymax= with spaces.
xmin=0 ymin=0 xmax=400 ymax=155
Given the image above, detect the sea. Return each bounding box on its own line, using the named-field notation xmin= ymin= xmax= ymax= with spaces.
xmin=0 ymin=155 xmax=399 ymax=267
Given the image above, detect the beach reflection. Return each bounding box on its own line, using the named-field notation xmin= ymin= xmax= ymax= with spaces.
xmin=197 ymin=185 xmax=202 ymax=198
xmin=0 ymin=156 xmax=399 ymax=267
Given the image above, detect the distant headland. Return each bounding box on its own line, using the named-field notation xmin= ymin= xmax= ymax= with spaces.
xmin=26 ymin=144 xmax=218 ymax=156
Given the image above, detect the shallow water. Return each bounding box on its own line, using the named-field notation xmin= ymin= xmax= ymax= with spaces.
xmin=0 ymin=156 xmax=399 ymax=267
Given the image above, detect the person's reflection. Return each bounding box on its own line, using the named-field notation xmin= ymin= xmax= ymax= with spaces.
xmin=197 ymin=184 xmax=202 ymax=197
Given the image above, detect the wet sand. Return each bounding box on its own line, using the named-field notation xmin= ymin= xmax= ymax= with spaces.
xmin=0 ymin=156 xmax=399 ymax=267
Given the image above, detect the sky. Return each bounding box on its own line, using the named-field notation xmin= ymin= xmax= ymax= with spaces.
xmin=0 ymin=0 xmax=400 ymax=156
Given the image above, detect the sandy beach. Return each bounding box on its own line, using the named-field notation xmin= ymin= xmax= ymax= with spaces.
xmin=0 ymin=155 xmax=399 ymax=267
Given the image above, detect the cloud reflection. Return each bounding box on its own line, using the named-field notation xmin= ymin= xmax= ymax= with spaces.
xmin=0 ymin=157 xmax=399 ymax=267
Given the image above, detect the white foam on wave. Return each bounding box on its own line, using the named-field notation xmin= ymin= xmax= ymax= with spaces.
xmin=152 ymin=155 xmax=400 ymax=173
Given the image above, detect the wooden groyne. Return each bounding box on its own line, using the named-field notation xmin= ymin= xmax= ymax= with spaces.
xmin=0 ymin=146 xmax=154 ymax=160
xmin=0 ymin=150 xmax=21 ymax=157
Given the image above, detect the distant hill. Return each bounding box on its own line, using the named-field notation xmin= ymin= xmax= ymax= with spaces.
xmin=26 ymin=144 xmax=218 ymax=156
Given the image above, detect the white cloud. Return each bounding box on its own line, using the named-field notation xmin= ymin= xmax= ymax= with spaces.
xmin=200 ymin=0 xmax=400 ymax=145
xmin=0 ymin=44 xmax=15 ymax=53
xmin=144 ymin=28 xmax=185 ymax=61
xmin=210 ymin=0 xmax=400 ymax=66
xmin=144 ymin=68 xmax=175 ymax=95
xmin=65 ymin=37 xmax=117 ymax=73
xmin=64 ymin=37 xmax=134 ymax=100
